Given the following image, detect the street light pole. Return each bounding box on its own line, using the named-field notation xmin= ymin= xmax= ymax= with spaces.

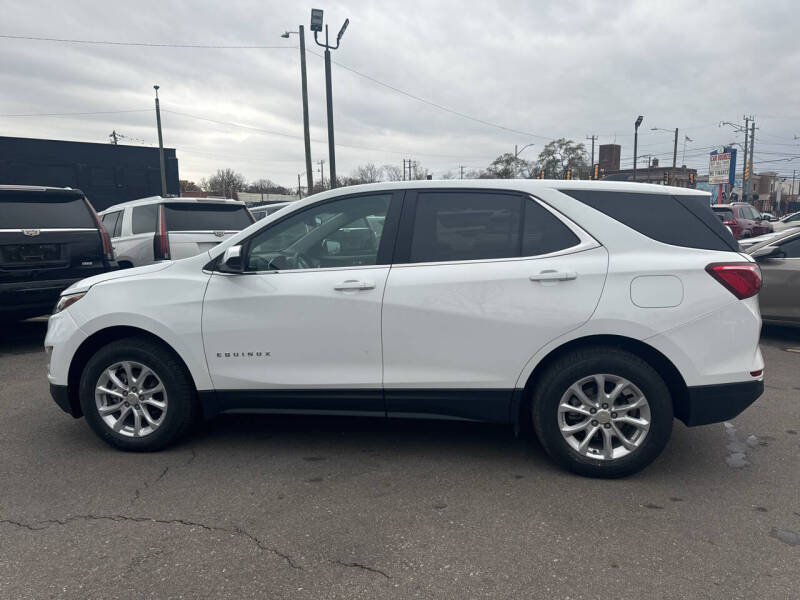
xmin=282 ymin=27 xmax=314 ymax=195
xmin=633 ymin=115 xmax=643 ymax=182
xmin=311 ymin=9 xmax=349 ymax=190
xmin=154 ymin=85 xmax=167 ymax=197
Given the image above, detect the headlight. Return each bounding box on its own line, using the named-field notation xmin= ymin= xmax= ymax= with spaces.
xmin=54 ymin=292 xmax=86 ymax=314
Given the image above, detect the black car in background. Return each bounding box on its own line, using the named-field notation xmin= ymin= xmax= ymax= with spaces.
xmin=0 ymin=185 xmax=116 ymax=321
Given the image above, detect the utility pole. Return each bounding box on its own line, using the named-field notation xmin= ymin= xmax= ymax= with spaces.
xmin=792 ymin=170 xmax=796 ymax=214
xmin=318 ymin=160 xmax=325 ymax=189
xmin=312 ymin=10 xmax=349 ymax=190
xmin=402 ymin=159 xmax=406 ymax=181
xmin=154 ymin=85 xmax=167 ymax=197
xmin=672 ymin=127 xmax=678 ymax=168
xmin=586 ymin=135 xmax=597 ymax=166
xmin=741 ymin=115 xmax=751 ymax=201
xmin=747 ymin=119 xmax=756 ymax=206
xmin=460 ymin=165 xmax=465 ymax=180
xmin=297 ymin=173 xmax=302 ymax=198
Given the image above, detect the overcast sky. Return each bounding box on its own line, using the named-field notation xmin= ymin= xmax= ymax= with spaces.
xmin=2 ymin=0 xmax=799 ymax=188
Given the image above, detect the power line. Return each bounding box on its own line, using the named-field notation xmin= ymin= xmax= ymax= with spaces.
xmin=0 ymin=34 xmax=293 ymax=49
xmin=0 ymin=109 xmax=152 ymax=117
xmin=301 ymin=47 xmax=551 ymax=141
xmin=162 ymin=108 xmax=492 ymax=160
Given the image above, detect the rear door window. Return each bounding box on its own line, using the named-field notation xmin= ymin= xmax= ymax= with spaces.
xmin=0 ymin=191 xmax=95 ymax=229
xmin=522 ymin=199 xmax=580 ymax=256
xmin=562 ymin=190 xmax=737 ymax=251
xmin=132 ymin=204 xmax=158 ymax=234
xmin=409 ymin=192 xmax=522 ymax=263
xmin=164 ymin=203 xmax=252 ymax=231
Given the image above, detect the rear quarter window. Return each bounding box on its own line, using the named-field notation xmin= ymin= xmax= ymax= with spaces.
xmin=163 ymin=203 xmax=253 ymax=231
xmin=132 ymin=204 xmax=158 ymax=234
xmin=0 ymin=191 xmax=95 ymax=229
xmin=562 ymin=190 xmax=737 ymax=251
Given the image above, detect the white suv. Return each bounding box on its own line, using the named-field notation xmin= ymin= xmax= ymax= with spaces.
xmin=99 ymin=196 xmax=254 ymax=268
xmin=45 ymin=181 xmax=764 ymax=477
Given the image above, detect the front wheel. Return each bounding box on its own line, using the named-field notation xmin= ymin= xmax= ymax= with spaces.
xmin=79 ymin=337 xmax=198 ymax=451
xmin=531 ymin=347 xmax=673 ymax=478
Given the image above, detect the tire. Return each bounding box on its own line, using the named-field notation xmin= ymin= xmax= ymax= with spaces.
xmin=79 ymin=337 xmax=198 ymax=451
xmin=531 ymin=346 xmax=673 ymax=478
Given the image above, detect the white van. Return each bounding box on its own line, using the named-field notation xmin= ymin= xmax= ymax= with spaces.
xmin=99 ymin=197 xmax=254 ymax=267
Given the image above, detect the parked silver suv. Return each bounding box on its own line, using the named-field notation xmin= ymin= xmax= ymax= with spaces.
xmin=99 ymin=196 xmax=254 ymax=267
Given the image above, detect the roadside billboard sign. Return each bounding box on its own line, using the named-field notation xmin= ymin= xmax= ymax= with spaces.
xmin=708 ymin=147 xmax=737 ymax=185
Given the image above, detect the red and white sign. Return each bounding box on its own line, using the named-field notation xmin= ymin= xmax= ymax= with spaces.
xmin=709 ymin=152 xmax=733 ymax=185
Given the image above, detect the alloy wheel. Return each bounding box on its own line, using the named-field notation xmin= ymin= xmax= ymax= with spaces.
xmin=95 ymin=361 xmax=168 ymax=438
xmin=557 ymin=373 xmax=651 ymax=461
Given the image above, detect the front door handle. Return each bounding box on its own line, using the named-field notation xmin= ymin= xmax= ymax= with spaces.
xmin=529 ymin=270 xmax=577 ymax=282
xmin=334 ymin=280 xmax=376 ymax=291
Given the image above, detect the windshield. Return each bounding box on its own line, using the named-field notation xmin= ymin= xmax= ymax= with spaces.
xmin=164 ymin=203 xmax=253 ymax=231
xmin=0 ymin=192 xmax=94 ymax=229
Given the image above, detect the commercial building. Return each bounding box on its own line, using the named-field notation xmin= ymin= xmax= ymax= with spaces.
xmin=0 ymin=136 xmax=179 ymax=211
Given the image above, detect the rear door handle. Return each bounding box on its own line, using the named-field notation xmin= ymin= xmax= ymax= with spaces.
xmin=334 ymin=280 xmax=375 ymax=291
xmin=529 ymin=270 xmax=577 ymax=282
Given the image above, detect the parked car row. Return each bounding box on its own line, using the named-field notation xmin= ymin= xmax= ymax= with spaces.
xmin=1 ymin=187 xmax=255 ymax=320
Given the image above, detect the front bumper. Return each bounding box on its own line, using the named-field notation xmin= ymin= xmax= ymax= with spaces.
xmin=677 ymin=380 xmax=764 ymax=426
xmin=50 ymin=383 xmax=80 ymax=418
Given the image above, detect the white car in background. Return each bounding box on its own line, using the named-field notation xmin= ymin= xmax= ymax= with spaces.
xmin=99 ymin=196 xmax=254 ymax=268
xmin=250 ymin=202 xmax=292 ymax=220
xmin=773 ymin=211 xmax=800 ymax=232
xmin=47 ymin=180 xmax=764 ymax=478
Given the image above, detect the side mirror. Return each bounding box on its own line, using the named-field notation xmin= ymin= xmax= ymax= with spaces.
xmin=220 ymin=245 xmax=243 ymax=272
xmin=751 ymin=245 xmax=784 ymax=260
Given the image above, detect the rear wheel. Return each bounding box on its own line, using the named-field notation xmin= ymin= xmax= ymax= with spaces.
xmin=531 ymin=347 xmax=673 ymax=478
xmin=79 ymin=337 xmax=197 ymax=451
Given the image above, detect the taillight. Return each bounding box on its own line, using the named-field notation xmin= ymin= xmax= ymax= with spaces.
xmin=723 ymin=220 xmax=740 ymax=238
xmin=706 ymin=262 xmax=762 ymax=299
xmin=83 ymin=198 xmax=114 ymax=262
xmin=153 ymin=204 xmax=170 ymax=260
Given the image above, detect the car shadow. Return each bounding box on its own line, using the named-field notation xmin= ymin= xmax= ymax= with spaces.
xmin=0 ymin=317 xmax=48 ymax=354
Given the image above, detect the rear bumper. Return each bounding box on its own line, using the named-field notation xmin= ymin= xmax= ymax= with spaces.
xmin=49 ymin=383 xmax=80 ymax=418
xmin=677 ymin=380 xmax=764 ymax=426
xmin=0 ymin=277 xmax=85 ymax=315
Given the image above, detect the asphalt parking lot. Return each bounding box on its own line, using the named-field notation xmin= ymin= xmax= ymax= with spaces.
xmin=0 ymin=319 xmax=797 ymax=599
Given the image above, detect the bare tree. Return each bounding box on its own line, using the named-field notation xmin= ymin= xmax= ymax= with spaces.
xmin=200 ymin=168 xmax=247 ymax=198
xmin=381 ymin=164 xmax=403 ymax=181
xmin=179 ymin=179 xmax=200 ymax=192
xmin=352 ymin=163 xmax=382 ymax=184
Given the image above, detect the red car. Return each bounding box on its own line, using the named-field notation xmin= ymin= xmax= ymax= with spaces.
xmin=712 ymin=203 xmax=773 ymax=239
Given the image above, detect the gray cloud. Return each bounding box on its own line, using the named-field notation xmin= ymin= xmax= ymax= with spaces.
xmin=1 ymin=0 xmax=799 ymax=187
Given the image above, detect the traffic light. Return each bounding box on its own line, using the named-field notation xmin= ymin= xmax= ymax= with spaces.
xmin=566 ymin=168 xmax=572 ymax=180
xmin=744 ymin=162 xmax=750 ymax=180
xmin=688 ymin=171 xmax=695 ymax=186
xmin=539 ymin=170 xmax=545 ymax=179
xmin=593 ymin=163 xmax=599 ymax=180
xmin=663 ymin=169 xmax=670 ymax=185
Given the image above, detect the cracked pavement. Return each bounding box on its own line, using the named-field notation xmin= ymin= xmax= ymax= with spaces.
xmin=0 ymin=320 xmax=798 ymax=599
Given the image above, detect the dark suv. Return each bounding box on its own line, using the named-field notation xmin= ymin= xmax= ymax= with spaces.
xmin=0 ymin=186 xmax=116 ymax=321
xmin=712 ymin=203 xmax=772 ymax=239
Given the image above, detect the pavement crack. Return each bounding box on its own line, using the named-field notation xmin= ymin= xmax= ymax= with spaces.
xmin=332 ymin=559 xmax=391 ymax=579
xmin=154 ymin=466 xmax=169 ymax=483
xmin=0 ymin=514 xmax=301 ymax=569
